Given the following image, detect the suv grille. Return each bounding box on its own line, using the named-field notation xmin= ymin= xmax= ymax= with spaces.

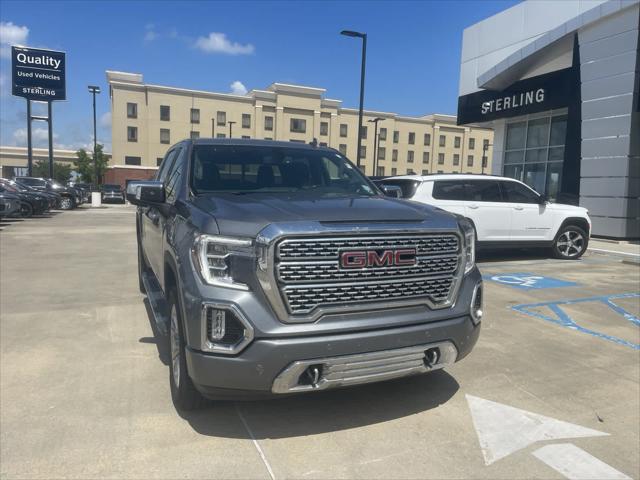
xmin=275 ymin=234 xmax=460 ymax=315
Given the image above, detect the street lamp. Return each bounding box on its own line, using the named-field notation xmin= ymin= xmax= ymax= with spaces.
xmin=482 ymin=141 xmax=493 ymax=175
xmin=341 ymin=29 xmax=367 ymax=169
xmin=88 ymin=85 xmax=101 ymax=185
xmin=228 ymin=121 xmax=236 ymax=138
xmin=368 ymin=117 xmax=385 ymax=176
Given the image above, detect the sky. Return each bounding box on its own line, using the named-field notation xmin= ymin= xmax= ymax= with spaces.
xmin=0 ymin=0 xmax=519 ymax=152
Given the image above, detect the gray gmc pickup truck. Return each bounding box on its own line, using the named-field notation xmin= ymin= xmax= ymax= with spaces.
xmin=128 ymin=139 xmax=482 ymax=410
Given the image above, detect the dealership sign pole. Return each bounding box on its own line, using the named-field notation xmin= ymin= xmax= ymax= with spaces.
xmin=11 ymin=46 xmax=66 ymax=177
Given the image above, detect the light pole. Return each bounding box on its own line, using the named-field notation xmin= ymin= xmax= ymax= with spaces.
xmin=482 ymin=141 xmax=493 ymax=175
xmin=228 ymin=121 xmax=236 ymax=138
xmin=368 ymin=117 xmax=384 ymax=176
xmin=88 ymin=85 xmax=101 ymax=185
xmin=341 ymin=29 xmax=367 ymax=169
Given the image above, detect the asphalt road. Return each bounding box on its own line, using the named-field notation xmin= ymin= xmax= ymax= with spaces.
xmin=1 ymin=206 xmax=638 ymax=479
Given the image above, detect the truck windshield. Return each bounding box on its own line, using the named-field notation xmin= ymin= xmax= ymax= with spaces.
xmin=190 ymin=145 xmax=378 ymax=197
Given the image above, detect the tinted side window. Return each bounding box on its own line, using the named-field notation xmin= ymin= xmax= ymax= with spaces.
xmin=432 ymin=181 xmax=467 ymax=201
xmin=465 ymin=180 xmax=503 ymax=202
xmin=155 ymin=148 xmax=178 ymax=182
xmin=501 ymin=181 xmax=540 ymax=203
xmin=164 ymin=148 xmax=185 ymax=203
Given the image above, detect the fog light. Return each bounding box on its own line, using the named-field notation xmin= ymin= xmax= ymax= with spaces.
xmin=209 ymin=309 xmax=226 ymax=340
xmin=201 ymin=304 xmax=254 ymax=354
xmin=471 ymin=283 xmax=483 ymax=325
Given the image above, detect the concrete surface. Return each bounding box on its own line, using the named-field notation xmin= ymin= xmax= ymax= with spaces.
xmin=1 ymin=205 xmax=638 ymax=479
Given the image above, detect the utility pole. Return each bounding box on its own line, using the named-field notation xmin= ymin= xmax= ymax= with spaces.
xmin=341 ymin=30 xmax=367 ymax=169
xmin=228 ymin=121 xmax=236 ymax=138
xmin=482 ymin=141 xmax=493 ymax=175
xmin=368 ymin=117 xmax=384 ymax=176
xmin=88 ymin=86 xmax=101 ymax=184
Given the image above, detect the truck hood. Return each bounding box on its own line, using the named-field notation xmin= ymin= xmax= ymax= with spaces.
xmin=192 ymin=193 xmax=458 ymax=237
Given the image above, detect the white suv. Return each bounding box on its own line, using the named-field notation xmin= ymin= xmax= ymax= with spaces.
xmin=381 ymin=174 xmax=591 ymax=259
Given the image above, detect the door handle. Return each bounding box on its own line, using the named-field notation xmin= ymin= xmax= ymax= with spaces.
xmin=514 ymin=206 xmax=524 ymax=211
xmin=468 ymin=204 xmax=479 ymax=209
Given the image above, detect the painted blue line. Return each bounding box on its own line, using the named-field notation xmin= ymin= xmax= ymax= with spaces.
xmin=511 ymin=293 xmax=640 ymax=350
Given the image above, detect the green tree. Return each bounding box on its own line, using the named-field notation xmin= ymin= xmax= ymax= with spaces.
xmin=32 ymin=160 xmax=73 ymax=184
xmin=74 ymin=144 xmax=109 ymax=184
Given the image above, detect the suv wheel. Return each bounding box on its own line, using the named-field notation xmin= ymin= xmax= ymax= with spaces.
xmin=168 ymin=292 xmax=207 ymax=411
xmin=20 ymin=202 xmax=33 ymax=218
xmin=552 ymin=225 xmax=588 ymax=259
xmin=60 ymin=196 xmax=73 ymax=210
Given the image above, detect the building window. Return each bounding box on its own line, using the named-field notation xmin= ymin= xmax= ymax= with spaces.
xmin=216 ymin=133 xmax=226 ymax=138
xmin=467 ymin=155 xmax=474 ymax=167
xmin=160 ymin=128 xmax=170 ymax=144
xmin=127 ymin=126 xmax=138 ymax=142
xmin=393 ymin=130 xmax=399 ymax=143
xmin=391 ymin=168 xmax=397 ymax=175
xmin=361 ymin=126 xmax=367 ymax=139
xmin=378 ymin=147 xmax=386 ymax=160
xmin=264 ymin=116 xmax=273 ymax=131
xmin=483 ymin=139 xmax=490 ymax=149
xmin=379 ymin=128 xmax=387 ymax=140
xmin=242 ymin=135 xmax=250 ymax=139
xmin=191 ymin=108 xmax=200 ymax=124
xmin=376 ymin=166 xmax=385 ymax=176
xmin=407 ymin=169 xmax=415 ymax=175
xmin=125 ymin=156 xmax=141 ymax=166
xmin=454 ymin=136 xmax=461 ymax=148
xmin=422 ymin=169 xmax=428 ymax=175
xmin=264 ymin=137 xmax=273 ymax=141
xmin=392 ymin=149 xmax=398 ymax=162
xmin=453 ymin=154 xmax=460 ymax=166
xmin=438 ymin=153 xmax=445 ymax=164
xmin=424 ymin=133 xmax=431 ymax=146
xmin=242 ymin=113 xmax=251 ymax=128
xmin=190 ymin=131 xmax=200 ymax=139
xmin=339 ymin=144 xmax=347 ymax=155
xmin=290 ymin=118 xmax=306 ymax=133
xmin=319 ymin=142 xmax=328 ymax=147
xmin=320 ymin=122 xmax=328 ymax=136
xmin=359 ymin=146 xmax=367 ymax=158
xmin=437 ymin=170 xmax=443 ymax=173
xmin=217 ymin=111 xmax=226 ymax=126
xmin=156 ymin=157 xmax=163 ymax=166
xmin=408 ymin=132 xmax=415 ymax=145
xmin=340 ymin=124 xmax=348 ymax=137
xmin=407 ymin=151 xmax=414 ymax=163
xmin=160 ymin=105 xmax=170 ymax=121
xmin=439 ymin=135 xmax=446 ymax=147
xmin=503 ymin=114 xmax=567 ymax=200
xmin=469 ymin=137 xmax=475 ymax=149
xmin=423 ymin=152 xmax=429 ymax=163
xmin=127 ymin=102 xmax=137 ymax=119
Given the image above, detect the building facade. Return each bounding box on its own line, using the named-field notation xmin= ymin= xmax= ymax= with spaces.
xmin=107 ymin=71 xmax=493 ymax=178
xmin=0 ymin=146 xmax=80 ymax=178
xmin=457 ymin=0 xmax=639 ymax=239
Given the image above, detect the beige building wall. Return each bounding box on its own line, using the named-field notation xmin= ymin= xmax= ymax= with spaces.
xmin=107 ymin=71 xmax=493 ymax=176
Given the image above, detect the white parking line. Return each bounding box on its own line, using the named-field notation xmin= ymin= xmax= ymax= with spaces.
xmin=236 ymin=404 xmax=276 ymax=480
xmin=589 ymin=248 xmax=640 ymax=258
xmin=533 ymin=443 xmax=631 ymax=480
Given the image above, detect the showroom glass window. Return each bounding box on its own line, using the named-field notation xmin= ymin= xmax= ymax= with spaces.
xmin=503 ymin=112 xmax=567 ymax=201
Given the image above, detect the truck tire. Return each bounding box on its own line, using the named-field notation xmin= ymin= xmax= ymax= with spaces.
xmin=551 ymin=224 xmax=588 ymax=259
xmin=20 ymin=202 xmax=33 ymax=218
xmin=168 ymin=291 xmax=207 ymax=411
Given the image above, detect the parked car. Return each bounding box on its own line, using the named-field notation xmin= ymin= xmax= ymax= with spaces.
xmin=15 ymin=177 xmax=79 ymax=210
xmin=68 ymin=182 xmax=93 ymax=203
xmin=129 ymin=139 xmax=482 ymax=410
xmin=379 ymin=174 xmax=591 ymax=259
xmin=0 ymin=179 xmax=50 ymax=216
xmin=0 ymin=192 xmax=22 ymax=218
xmin=101 ymin=184 xmax=125 ymax=203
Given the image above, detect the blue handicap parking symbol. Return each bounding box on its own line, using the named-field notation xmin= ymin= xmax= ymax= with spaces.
xmin=483 ymin=272 xmax=578 ymax=290
xmin=512 ymin=293 xmax=640 ymax=350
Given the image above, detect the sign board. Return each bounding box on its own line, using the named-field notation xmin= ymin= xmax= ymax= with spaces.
xmin=11 ymin=46 xmax=66 ymax=101
xmin=457 ymin=67 xmax=576 ymax=125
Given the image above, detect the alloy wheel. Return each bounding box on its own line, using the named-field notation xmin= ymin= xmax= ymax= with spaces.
xmin=556 ymin=230 xmax=585 ymax=258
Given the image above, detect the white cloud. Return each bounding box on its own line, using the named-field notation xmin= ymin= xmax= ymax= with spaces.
xmin=194 ymin=32 xmax=254 ymax=55
xmin=99 ymin=111 xmax=112 ymax=128
xmin=12 ymin=127 xmax=54 ymax=146
xmin=230 ymin=80 xmax=247 ymax=95
xmin=0 ymin=72 xmax=7 ymax=96
xmin=0 ymin=21 xmax=29 ymax=58
xmin=144 ymin=23 xmax=157 ymax=43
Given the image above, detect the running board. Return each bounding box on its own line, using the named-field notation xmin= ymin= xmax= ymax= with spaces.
xmin=141 ymin=270 xmax=169 ymax=335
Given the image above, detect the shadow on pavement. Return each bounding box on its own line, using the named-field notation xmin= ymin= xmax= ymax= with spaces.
xmin=183 ymin=369 xmax=459 ymax=439
xmin=477 ymin=248 xmax=552 ymax=263
xmin=139 ymin=298 xmax=170 ymax=366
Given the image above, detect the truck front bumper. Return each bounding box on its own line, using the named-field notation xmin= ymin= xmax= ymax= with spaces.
xmin=186 ymin=314 xmax=479 ymax=399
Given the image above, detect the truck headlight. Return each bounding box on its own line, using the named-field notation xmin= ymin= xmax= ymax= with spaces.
xmin=192 ymin=235 xmax=253 ymax=290
xmin=459 ymin=218 xmax=476 ymax=275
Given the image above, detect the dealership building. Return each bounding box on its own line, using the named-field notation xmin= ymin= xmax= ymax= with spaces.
xmin=106 ymin=71 xmax=493 ymax=179
xmin=458 ymin=0 xmax=639 ymax=239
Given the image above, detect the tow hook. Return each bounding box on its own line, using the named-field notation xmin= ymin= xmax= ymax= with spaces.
xmin=424 ymin=348 xmax=440 ymax=368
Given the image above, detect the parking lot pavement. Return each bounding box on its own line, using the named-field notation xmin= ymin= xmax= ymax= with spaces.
xmin=1 ymin=206 xmax=638 ymax=479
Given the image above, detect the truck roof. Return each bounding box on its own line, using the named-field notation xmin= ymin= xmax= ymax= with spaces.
xmin=189 ymin=138 xmax=335 ymax=152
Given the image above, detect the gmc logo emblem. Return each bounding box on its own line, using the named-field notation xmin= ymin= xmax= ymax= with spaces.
xmin=340 ymin=248 xmax=417 ymax=269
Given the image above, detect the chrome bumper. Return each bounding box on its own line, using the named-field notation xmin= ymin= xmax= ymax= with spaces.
xmin=271 ymin=341 xmax=458 ymax=394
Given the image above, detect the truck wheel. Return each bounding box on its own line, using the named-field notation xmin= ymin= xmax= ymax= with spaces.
xmin=552 ymin=225 xmax=588 ymax=259
xmin=60 ymin=197 xmax=73 ymax=210
xmin=168 ymin=291 xmax=206 ymax=411
xmin=20 ymin=202 xmax=33 ymax=218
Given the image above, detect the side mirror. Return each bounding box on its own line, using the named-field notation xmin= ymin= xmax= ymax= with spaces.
xmin=537 ymin=194 xmax=547 ymax=205
xmin=380 ymin=184 xmax=403 ymax=198
xmin=126 ymin=180 xmax=165 ymax=206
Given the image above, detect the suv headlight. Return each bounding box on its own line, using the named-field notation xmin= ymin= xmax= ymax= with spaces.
xmin=459 ymin=218 xmax=476 ymax=275
xmin=192 ymin=234 xmax=253 ymax=290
